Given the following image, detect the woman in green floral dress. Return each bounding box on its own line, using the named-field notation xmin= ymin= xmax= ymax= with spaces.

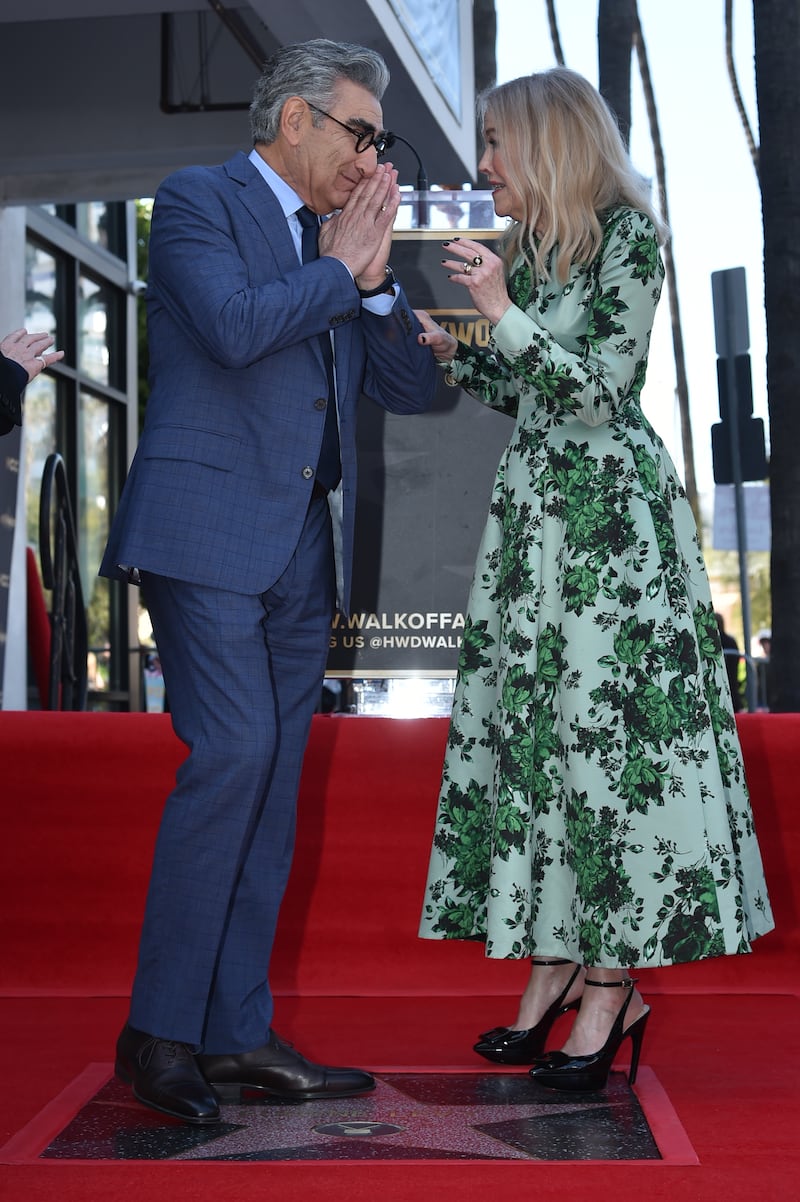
xmin=415 ymin=68 xmax=773 ymax=1093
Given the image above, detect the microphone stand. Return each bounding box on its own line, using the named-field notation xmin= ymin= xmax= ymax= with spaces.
xmin=391 ymin=133 xmax=429 ymax=228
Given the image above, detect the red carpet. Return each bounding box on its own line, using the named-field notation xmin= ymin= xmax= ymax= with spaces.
xmin=0 ymin=712 xmax=798 ymax=1198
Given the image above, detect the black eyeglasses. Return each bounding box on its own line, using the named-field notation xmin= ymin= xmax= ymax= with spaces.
xmin=305 ymin=101 xmax=395 ymax=157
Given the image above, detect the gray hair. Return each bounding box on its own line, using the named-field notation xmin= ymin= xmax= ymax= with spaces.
xmin=250 ymin=39 xmax=390 ymax=145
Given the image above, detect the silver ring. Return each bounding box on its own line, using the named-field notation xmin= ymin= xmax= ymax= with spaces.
xmin=463 ymin=263 xmax=472 ymax=276
xmin=380 ymin=204 xmax=387 ymax=212
xmin=36 ymin=354 xmax=47 ymax=367
xmin=472 ymin=255 xmax=483 ymax=266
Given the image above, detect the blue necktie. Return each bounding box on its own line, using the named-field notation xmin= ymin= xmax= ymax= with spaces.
xmin=296 ymin=206 xmax=340 ymax=491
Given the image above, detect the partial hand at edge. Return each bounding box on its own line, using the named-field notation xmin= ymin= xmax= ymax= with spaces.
xmin=413 ymin=309 xmax=458 ymax=362
xmin=1 ymin=328 xmax=65 ymax=382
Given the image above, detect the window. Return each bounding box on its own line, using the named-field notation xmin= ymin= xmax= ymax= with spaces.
xmin=25 ymin=202 xmax=135 ymax=709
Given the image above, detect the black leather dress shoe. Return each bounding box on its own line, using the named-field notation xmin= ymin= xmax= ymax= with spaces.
xmin=196 ymin=1030 xmax=376 ymax=1102
xmin=115 ymin=1022 xmax=221 ymax=1125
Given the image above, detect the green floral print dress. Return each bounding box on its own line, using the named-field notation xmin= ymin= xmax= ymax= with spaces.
xmin=419 ymin=207 xmax=774 ymax=967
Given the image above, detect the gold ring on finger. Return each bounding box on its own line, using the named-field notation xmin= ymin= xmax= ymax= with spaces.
xmin=463 ymin=263 xmax=472 ymax=275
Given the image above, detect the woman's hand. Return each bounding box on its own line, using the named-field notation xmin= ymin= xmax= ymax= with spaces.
xmin=414 ymin=309 xmax=458 ymax=361
xmin=440 ymin=237 xmax=511 ymax=326
xmin=1 ymin=328 xmax=64 ymax=382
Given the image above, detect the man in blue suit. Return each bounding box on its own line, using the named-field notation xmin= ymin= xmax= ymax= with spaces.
xmin=101 ymin=38 xmax=435 ymax=1125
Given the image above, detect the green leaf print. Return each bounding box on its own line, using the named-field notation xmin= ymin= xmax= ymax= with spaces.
xmin=578 ymin=921 xmax=603 ymax=965
xmin=571 ymin=497 xmax=614 ymax=548
xmin=649 ymin=496 xmax=680 ymax=566
xmin=631 ymin=440 xmax=660 ymax=494
xmin=536 ymin=624 xmax=568 ymax=685
xmin=647 ymin=860 xmax=726 ymax=963
xmin=693 ymin=602 xmax=720 ymax=660
xmin=528 ymin=707 xmax=562 ymax=815
xmin=431 ymin=898 xmax=485 ymax=939
xmin=532 ymin=703 xmax=563 ymax=763
xmin=661 ymin=910 xmax=725 ymax=963
xmin=529 ymin=361 xmax=583 ymax=410
xmin=665 ymin=627 xmax=700 ymax=679
xmin=433 ymin=779 xmax=490 ymax=893
xmin=501 ymin=664 xmax=535 ymax=714
xmin=498 ymin=731 xmax=534 ymax=793
xmin=548 ymin=445 xmax=638 ymax=569
xmin=530 ymin=767 xmax=556 ymax=816
xmin=564 ymin=793 xmax=636 ymax=920
xmin=625 ymin=230 xmax=662 ymax=283
xmin=583 ymin=285 xmax=628 ymax=350
xmin=563 ymin=564 xmax=601 ymax=615
xmin=623 ymin=681 xmax=680 ymax=744
xmin=509 ymin=259 xmax=533 ymax=309
xmin=549 ymin=441 xmax=595 ymax=494
xmin=458 ymin=616 xmax=495 ymax=677
xmin=494 ymin=506 xmax=536 ymax=603
xmin=492 ymin=799 xmax=528 ymax=858
xmin=618 ymin=755 xmax=670 ymax=812
xmin=614 ymin=617 xmax=655 ymax=666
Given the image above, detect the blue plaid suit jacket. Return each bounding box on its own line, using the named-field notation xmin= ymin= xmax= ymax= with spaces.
xmin=100 ymin=152 xmax=435 ymax=611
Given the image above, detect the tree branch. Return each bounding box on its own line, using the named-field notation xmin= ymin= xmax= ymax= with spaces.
xmin=725 ymin=0 xmax=760 ymax=179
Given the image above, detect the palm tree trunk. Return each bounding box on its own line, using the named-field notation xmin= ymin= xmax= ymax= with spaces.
xmin=632 ymin=6 xmax=700 ymax=527
xmin=597 ymin=0 xmax=635 ymax=145
xmin=753 ymin=0 xmax=800 ymax=710
xmin=545 ymin=0 xmax=565 ymax=64
xmin=725 ymin=0 xmax=760 ymax=177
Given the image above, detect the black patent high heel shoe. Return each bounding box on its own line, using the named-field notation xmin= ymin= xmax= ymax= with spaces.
xmin=529 ymin=976 xmax=649 ymax=1092
xmin=473 ymin=959 xmax=583 ymax=1065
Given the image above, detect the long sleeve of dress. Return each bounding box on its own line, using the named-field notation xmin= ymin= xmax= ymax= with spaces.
xmin=442 ymin=209 xmax=664 ymax=428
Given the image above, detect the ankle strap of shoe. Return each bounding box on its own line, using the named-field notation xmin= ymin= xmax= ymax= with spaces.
xmin=584 ymin=977 xmax=637 ymax=988
xmin=530 ymin=957 xmax=574 ymax=966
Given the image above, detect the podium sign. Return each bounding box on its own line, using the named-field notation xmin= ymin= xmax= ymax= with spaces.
xmin=326 ymin=216 xmax=511 ymax=678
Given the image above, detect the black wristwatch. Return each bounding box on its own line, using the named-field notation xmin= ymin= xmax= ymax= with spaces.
xmin=358 ymin=267 xmax=396 ymax=298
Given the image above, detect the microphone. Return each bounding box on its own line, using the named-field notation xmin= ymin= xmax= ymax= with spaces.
xmin=388 ymin=133 xmax=429 ymax=228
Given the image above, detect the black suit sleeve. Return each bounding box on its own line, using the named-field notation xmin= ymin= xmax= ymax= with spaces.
xmin=0 ymin=352 xmax=28 ymax=436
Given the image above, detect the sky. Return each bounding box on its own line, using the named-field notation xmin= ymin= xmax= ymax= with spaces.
xmin=493 ymin=0 xmax=766 ymax=513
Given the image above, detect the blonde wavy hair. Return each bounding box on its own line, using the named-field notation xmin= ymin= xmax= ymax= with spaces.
xmin=479 ymin=68 xmax=668 ymax=283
